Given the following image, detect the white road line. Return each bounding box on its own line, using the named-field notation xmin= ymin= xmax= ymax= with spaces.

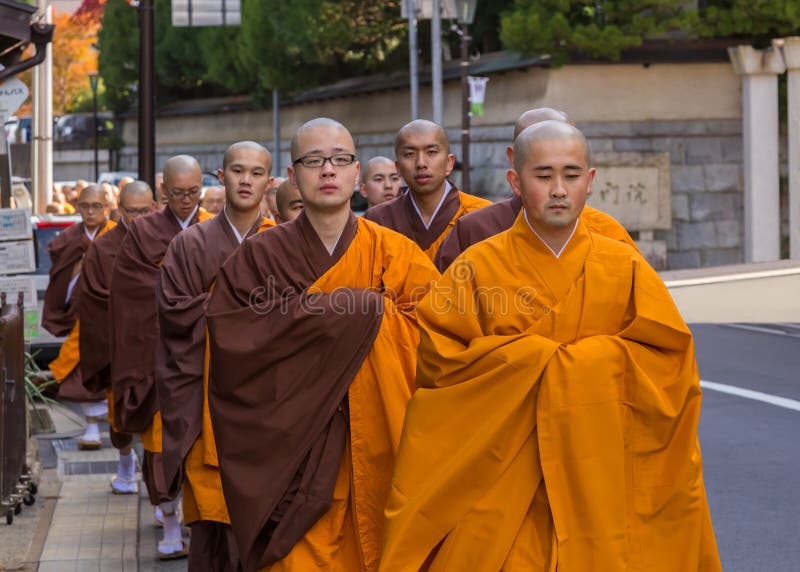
xmin=701 ymin=380 xmax=800 ymax=412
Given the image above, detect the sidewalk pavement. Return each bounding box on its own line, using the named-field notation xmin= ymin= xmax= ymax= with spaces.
xmin=3 ymin=404 xmax=189 ymax=572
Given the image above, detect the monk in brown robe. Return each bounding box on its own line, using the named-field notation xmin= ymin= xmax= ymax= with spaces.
xmin=364 ymin=119 xmax=491 ymax=260
xmin=157 ymin=141 xmax=276 ymax=571
xmin=274 ymin=178 xmax=303 ymax=224
xmin=80 ymin=181 xmax=155 ymax=493
xmin=381 ymin=121 xmax=721 ymax=571
xmin=358 ymin=156 xmax=403 ymax=208
xmin=206 ymin=118 xmax=440 ymax=572
xmin=43 ymin=184 xmax=115 ymax=450
xmin=435 ymin=107 xmax=637 ymax=271
xmin=110 ymin=155 xmax=213 ymax=560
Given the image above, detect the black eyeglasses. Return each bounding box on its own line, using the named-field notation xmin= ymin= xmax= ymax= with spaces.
xmin=167 ymin=188 xmax=201 ymax=199
xmin=292 ymin=154 xmax=356 ymax=169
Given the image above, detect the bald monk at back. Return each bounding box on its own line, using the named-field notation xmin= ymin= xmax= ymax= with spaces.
xmin=359 ymin=155 xmax=403 ymax=207
xmin=110 ymin=155 xmax=213 ymax=560
xmin=80 ymin=181 xmax=155 ymax=493
xmin=202 ymin=185 xmax=226 ymax=215
xmin=205 ymin=118 xmax=440 ymax=571
xmin=263 ymin=177 xmax=285 ymax=221
xmin=435 ymin=107 xmax=637 ymax=271
xmin=155 ymin=172 xmax=168 ymax=211
xmin=157 ymin=141 xmax=276 ymax=570
xmin=43 ymin=184 xmax=115 ymax=450
xmin=381 ymin=121 xmax=721 ymax=571
xmin=274 ymin=178 xmax=303 ymax=224
xmin=364 ymin=119 xmax=491 ymax=261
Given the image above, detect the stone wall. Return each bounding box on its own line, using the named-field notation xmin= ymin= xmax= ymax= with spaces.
xmin=119 ymin=118 xmax=745 ymax=270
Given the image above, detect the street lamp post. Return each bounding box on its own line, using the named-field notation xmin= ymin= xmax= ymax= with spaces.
xmin=453 ymin=0 xmax=478 ymax=194
xmin=88 ymin=71 xmax=99 ymax=182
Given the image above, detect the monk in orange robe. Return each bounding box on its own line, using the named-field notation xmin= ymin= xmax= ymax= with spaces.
xmin=436 ymin=107 xmax=637 ymax=271
xmin=110 ymin=155 xmax=213 ymax=560
xmin=80 ymin=181 xmax=156 ymax=493
xmin=381 ymin=121 xmax=721 ymax=571
xmin=157 ymin=142 xmax=276 ymax=571
xmin=206 ymin=118 xmax=440 ymax=572
xmin=364 ymin=119 xmax=490 ymax=261
xmin=43 ymin=184 xmax=115 ymax=450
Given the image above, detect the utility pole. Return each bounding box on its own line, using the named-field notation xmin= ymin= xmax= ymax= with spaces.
xmin=431 ymin=0 xmax=443 ymax=125
xmin=405 ymin=0 xmax=419 ymax=120
xmin=138 ymin=0 xmax=155 ymax=190
xmin=31 ymin=0 xmax=52 ymax=213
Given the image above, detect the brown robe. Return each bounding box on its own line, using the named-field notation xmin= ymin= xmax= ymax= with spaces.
xmin=156 ymin=214 xmax=271 ymax=498
xmin=363 ymin=184 xmax=490 ymax=261
xmin=79 ymin=223 xmax=128 ymax=394
xmin=434 ymin=195 xmax=639 ymax=272
xmin=109 ymin=207 xmax=211 ymax=434
xmin=79 ymin=222 xmax=133 ymax=448
xmin=42 ymin=220 xmax=110 ymax=337
xmin=206 ymin=212 xmax=439 ymax=571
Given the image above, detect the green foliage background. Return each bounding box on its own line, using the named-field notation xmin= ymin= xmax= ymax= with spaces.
xmin=97 ymin=0 xmax=800 ymax=114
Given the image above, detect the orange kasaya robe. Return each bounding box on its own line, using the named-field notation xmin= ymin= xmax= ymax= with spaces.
xmin=48 ymin=221 xmax=116 ymax=390
xmin=364 ymin=185 xmax=491 ymax=262
xmin=435 ymin=194 xmax=637 ymax=272
xmin=206 ymin=213 xmax=440 ymax=572
xmin=381 ymin=213 xmax=721 ymax=572
xmin=155 ymin=214 xmax=275 ymax=527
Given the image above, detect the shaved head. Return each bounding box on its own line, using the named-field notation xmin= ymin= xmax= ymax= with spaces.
xmin=275 ymin=179 xmax=304 ymax=223
xmin=290 ymin=118 xmax=352 ymax=161
xmin=79 ymin=184 xmax=107 ymax=203
xmin=362 ymin=156 xmax=395 ymax=182
xmin=163 ymin=155 xmax=202 ymax=184
xmin=223 ymin=141 xmax=272 ymax=171
xmin=119 ymin=180 xmax=153 ymax=205
xmin=513 ymin=120 xmax=591 ymax=173
xmin=513 ymin=108 xmax=573 ymax=140
xmin=395 ymin=119 xmax=449 ymax=154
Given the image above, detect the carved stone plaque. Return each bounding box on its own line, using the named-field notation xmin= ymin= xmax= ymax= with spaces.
xmin=587 ymin=152 xmax=671 ymax=231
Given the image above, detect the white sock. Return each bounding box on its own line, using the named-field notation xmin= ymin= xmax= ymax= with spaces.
xmin=117 ymin=451 xmax=135 ymax=480
xmin=160 ymin=501 xmax=182 ymax=544
xmin=82 ymin=422 xmax=100 ymax=442
xmin=79 ymin=399 xmax=109 ymax=419
xmin=154 ymin=506 xmax=164 ymax=524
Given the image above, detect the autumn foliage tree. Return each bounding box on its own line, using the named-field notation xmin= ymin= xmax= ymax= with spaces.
xmin=51 ymin=7 xmax=102 ymax=115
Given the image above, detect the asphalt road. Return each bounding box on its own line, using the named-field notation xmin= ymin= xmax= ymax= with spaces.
xmin=692 ymin=323 xmax=800 ymax=572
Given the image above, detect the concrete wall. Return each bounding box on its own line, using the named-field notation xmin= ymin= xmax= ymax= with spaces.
xmin=117 ymin=61 xmax=748 ymax=270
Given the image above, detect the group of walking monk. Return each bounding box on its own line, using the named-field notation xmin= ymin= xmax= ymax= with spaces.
xmin=39 ymin=108 xmax=722 ymax=571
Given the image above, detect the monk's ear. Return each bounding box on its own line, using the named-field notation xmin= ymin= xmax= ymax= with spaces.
xmin=586 ymin=167 xmax=596 ymax=196
xmin=506 ymin=146 xmax=514 ymax=168
xmin=358 ymin=183 xmax=367 ymax=199
xmin=445 ymin=153 xmax=456 ymax=177
xmin=506 ymin=169 xmax=521 ymax=198
xmin=216 ymin=168 xmax=224 ymax=185
xmin=288 ymin=166 xmax=297 ymax=187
